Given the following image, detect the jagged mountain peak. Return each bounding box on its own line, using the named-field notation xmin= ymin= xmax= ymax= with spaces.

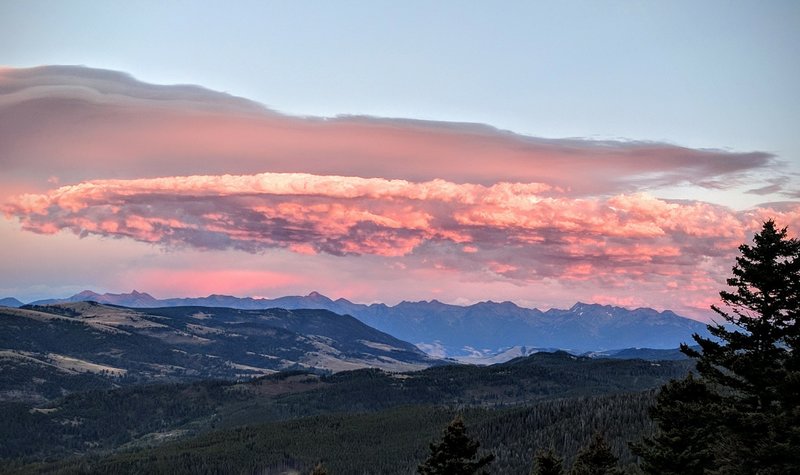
xmin=23 ymin=290 xmax=710 ymax=355
xmin=306 ymin=291 xmax=331 ymax=301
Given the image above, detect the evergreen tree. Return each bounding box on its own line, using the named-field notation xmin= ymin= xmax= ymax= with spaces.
xmin=531 ymin=447 xmax=563 ymax=475
xmin=636 ymin=220 xmax=800 ymax=474
xmin=570 ymin=433 xmax=621 ymax=475
xmin=418 ymin=415 xmax=494 ymax=475
xmin=686 ymin=220 xmax=799 ymax=407
xmin=685 ymin=220 xmax=800 ymax=474
xmin=630 ymin=374 xmax=719 ymax=474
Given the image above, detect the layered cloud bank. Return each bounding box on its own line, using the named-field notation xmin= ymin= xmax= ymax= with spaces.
xmin=2 ymin=66 xmax=798 ymax=317
xmin=7 ymin=172 xmax=799 ymax=287
xmin=0 ymin=66 xmax=778 ymax=197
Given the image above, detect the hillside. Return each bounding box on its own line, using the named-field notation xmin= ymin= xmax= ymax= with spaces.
xmin=0 ymin=303 xmax=435 ymax=403
xmin=0 ymin=351 xmax=691 ymax=469
xmin=0 ymin=298 xmax=23 ymax=308
xmin=10 ymin=393 xmax=658 ymax=475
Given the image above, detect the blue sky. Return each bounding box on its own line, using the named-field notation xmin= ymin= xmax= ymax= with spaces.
xmin=2 ymin=0 xmax=798 ymax=175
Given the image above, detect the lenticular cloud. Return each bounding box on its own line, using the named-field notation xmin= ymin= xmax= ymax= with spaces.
xmin=0 ymin=66 xmax=779 ymax=199
xmin=6 ymin=172 xmax=799 ymax=283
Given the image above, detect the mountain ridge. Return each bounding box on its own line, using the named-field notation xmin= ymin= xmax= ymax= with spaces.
xmin=0 ymin=302 xmax=437 ymax=403
xmin=0 ymin=297 xmax=23 ymax=308
xmin=21 ymin=290 xmax=712 ymax=355
xmin=26 ymin=289 xmax=697 ymax=320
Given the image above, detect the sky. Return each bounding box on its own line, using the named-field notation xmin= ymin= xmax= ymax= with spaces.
xmin=1 ymin=1 xmax=798 ymax=319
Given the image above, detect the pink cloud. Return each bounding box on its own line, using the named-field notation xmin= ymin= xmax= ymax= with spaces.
xmin=589 ymin=295 xmax=645 ymax=308
xmin=6 ymin=172 xmax=799 ymax=292
xmin=1 ymin=65 xmax=797 ymax=321
xmin=0 ymin=66 xmax=777 ymax=202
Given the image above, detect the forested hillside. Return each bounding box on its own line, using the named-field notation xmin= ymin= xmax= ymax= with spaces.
xmin=12 ymin=392 xmax=657 ymax=474
xmin=0 ymin=352 xmax=691 ymax=473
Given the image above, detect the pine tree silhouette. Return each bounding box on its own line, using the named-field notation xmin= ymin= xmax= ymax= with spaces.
xmin=531 ymin=447 xmax=563 ymax=475
xmin=418 ymin=415 xmax=495 ymax=475
xmin=570 ymin=433 xmax=621 ymax=475
xmin=636 ymin=220 xmax=800 ymax=474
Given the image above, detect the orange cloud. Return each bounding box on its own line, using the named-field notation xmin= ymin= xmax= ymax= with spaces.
xmin=6 ymin=172 xmax=799 ymax=288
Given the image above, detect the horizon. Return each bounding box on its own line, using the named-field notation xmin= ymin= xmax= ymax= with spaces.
xmin=2 ymin=2 xmax=799 ymax=320
xmin=6 ymin=287 xmax=690 ymax=315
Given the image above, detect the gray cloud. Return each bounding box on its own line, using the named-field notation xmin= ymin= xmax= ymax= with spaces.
xmin=746 ymin=176 xmax=791 ymax=195
xmin=0 ymin=65 xmax=777 ymax=199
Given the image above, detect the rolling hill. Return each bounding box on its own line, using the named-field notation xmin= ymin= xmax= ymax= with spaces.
xmin=0 ymin=302 xmax=436 ymax=403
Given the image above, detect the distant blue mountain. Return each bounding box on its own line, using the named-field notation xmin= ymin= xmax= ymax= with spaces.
xmin=583 ymin=347 xmax=693 ymax=361
xmin=30 ymin=290 xmax=711 ymax=355
xmin=0 ymin=297 xmax=23 ymax=308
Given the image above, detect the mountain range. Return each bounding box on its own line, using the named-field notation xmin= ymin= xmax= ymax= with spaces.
xmin=4 ymin=290 xmax=713 ymax=356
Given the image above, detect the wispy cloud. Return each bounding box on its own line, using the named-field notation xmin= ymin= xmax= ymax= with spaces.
xmin=0 ymin=66 xmax=774 ymax=198
xmin=745 ymin=176 xmax=791 ymax=195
